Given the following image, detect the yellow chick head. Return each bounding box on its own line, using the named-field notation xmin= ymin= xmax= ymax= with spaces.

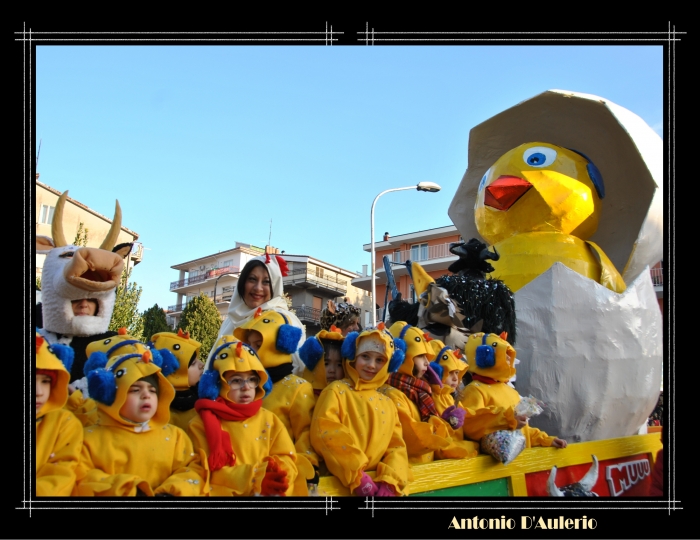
xmin=475 ymin=142 xmax=605 ymax=245
xmin=465 ymin=332 xmax=516 ymax=383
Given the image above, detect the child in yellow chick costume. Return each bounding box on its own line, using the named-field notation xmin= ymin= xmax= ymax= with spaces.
xmin=150 ymin=329 xmax=204 ymax=434
xmin=474 ymin=142 xmax=626 ymax=294
xmin=299 ymin=325 xmax=346 ymax=397
xmin=67 ymin=328 xmax=180 ymax=428
xmin=382 ymin=322 xmax=479 ymax=464
xmin=189 ymin=338 xmax=300 ymax=496
xmin=35 ymin=333 xmax=83 ymax=496
xmin=74 ymin=349 xmax=207 ymax=496
xmin=460 ymin=332 xmax=566 ymax=449
xmin=311 ymin=324 xmax=410 ymax=496
xmin=427 ymin=339 xmax=470 ymax=440
xmin=234 ymin=309 xmax=318 ymax=491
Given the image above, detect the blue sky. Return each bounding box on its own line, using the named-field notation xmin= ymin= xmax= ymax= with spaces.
xmin=35 ymin=45 xmax=663 ymax=312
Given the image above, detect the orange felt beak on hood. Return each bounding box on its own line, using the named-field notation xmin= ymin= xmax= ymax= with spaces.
xmin=484 ymin=176 xmax=532 ymax=211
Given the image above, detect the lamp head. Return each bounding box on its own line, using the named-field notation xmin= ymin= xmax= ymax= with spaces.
xmin=417 ymin=181 xmax=441 ymax=193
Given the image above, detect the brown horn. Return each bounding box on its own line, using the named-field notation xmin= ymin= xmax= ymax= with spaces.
xmin=99 ymin=199 xmax=122 ymax=251
xmin=51 ymin=191 xmax=69 ymax=247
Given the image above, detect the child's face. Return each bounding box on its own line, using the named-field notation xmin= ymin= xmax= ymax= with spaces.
xmin=246 ymin=330 xmax=264 ymax=353
xmin=324 ymin=349 xmax=344 ymax=384
xmin=353 ymin=351 xmax=388 ymax=381
xmin=412 ymin=354 xmax=429 ymax=379
xmin=225 ymin=370 xmax=260 ymax=404
xmin=188 ymin=358 xmax=205 ymax=386
xmin=446 ymin=369 xmax=460 ymax=390
xmin=35 ymin=373 xmax=51 ymax=413
xmin=120 ymin=380 xmax=158 ymax=423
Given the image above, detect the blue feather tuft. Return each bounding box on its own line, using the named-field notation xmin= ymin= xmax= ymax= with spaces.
xmin=276 ymin=324 xmax=302 ymax=354
xmin=299 ymin=337 xmax=324 ymax=370
xmin=198 ymin=370 xmax=221 ymax=400
xmin=341 ymin=332 xmax=359 ymax=360
xmin=586 ymin=162 xmax=605 ymax=199
xmin=50 ymin=343 xmax=74 ymax=373
xmin=87 ymin=368 xmax=117 ymax=405
xmin=566 ymin=147 xmax=605 ymax=199
xmin=146 ymin=340 xmax=155 ymax=349
xmin=475 ymin=346 xmax=495 ymax=368
xmin=84 ymin=351 xmax=109 ymax=376
xmin=388 ymin=348 xmax=405 ymax=373
xmin=262 ymin=371 xmax=273 ymax=397
xmin=158 ymin=349 xmax=180 ymax=377
xmin=394 ymin=337 xmax=407 ymax=353
xmin=150 ymin=348 xmax=164 ymax=368
xmin=430 ymin=361 xmax=443 ymax=380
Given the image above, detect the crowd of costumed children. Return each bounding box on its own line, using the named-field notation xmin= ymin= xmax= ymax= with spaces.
xmin=35 ymin=300 xmax=573 ymax=496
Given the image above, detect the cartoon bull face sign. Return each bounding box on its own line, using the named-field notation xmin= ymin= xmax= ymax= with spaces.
xmin=36 ymin=191 xmax=132 ymax=337
xmin=547 ymin=455 xmax=599 ymax=497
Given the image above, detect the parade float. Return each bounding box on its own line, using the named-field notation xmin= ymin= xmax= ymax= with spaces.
xmin=318 ymin=89 xmax=664 ymax=497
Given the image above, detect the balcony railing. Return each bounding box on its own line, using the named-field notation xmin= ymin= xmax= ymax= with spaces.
xmin=170 ymin=265 xmax=239 ymax=290
xmin=650 ymin=266 xmax=663 ymax=287
xmin=293 ymin=305 xmax=321 ymax=324
xmin=211 ymin=285 xmax=236 ymax=304
xmin=167 ymin=302 xmax=188 ymax=313
xmin=388 ymin=242 xmax=455 ymax=264
xmin=283 ymin=268 xmax=348 ymax=295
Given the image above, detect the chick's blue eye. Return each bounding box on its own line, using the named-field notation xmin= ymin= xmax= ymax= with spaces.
xmin=523 ymin=146 xmax=557 ymax=167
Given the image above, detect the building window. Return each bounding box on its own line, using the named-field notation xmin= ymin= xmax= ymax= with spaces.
xmin=316 ymin=267 xmax=324 ymax=279
xmin=411 ymin=243 xmax=428 ymax=262
xmin=39 ymin=205 xmax=55 ymax=224
xmin=393 ymin=249 xmax=402 ymax=263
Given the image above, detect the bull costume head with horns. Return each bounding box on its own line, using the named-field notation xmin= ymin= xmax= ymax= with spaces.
xmin=36 ymin=191 xmax=133 ymax=382
xmin=547 ymin=455 xmax=600 ymax=497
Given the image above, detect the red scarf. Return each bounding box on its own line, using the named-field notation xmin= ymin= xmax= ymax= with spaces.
xmin=194 ymin=397 xmax=262 ymax=471
xmin=471 ymin=373 xmax=499 ymax=385
xmin=387 ymin=372 xmax=438 ymax=422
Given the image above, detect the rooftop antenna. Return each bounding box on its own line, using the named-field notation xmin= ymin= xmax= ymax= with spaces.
xmin=36 ymin=138 xmax=42 ymax=171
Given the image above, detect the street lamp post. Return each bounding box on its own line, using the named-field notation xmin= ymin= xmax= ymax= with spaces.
xmin=370 ymin=181 xmax=441 ymax=327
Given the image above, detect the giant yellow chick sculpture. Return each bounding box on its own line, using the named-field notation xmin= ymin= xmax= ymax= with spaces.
xmin=475 ymin=141 xmax=626 ymax=293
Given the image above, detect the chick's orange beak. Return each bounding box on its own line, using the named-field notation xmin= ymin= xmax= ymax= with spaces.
xmin=484 ymin=176 xmax=532 ymax=211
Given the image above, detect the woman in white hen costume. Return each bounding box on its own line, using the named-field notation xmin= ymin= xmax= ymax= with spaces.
xmin=207 ymin=253 xmax=306 ymax=374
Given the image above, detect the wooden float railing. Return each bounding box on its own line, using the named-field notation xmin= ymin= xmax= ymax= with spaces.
xmin=317 ymin=432 xmax=662 ymax=497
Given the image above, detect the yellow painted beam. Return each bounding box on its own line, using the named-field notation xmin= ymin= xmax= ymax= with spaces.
xmin=317 ymin=433 xmax=662 ymax=497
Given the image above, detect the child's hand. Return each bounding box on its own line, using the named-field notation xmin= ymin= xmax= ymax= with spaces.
xmin=441 ymin=405 xmax=466 ymax=429
xmin=261 ymin=458 xmax=288 ymax=496
xmin=353 ymin=472 xmax=379 ymax=497
xmin=515 ymin=414 xmax=528 ymax=429
xmin=551 ymin=438 xmax=568 ymax=448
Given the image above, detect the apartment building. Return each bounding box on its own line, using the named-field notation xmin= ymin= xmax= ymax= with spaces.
xmin=167 ymin=244 xmax=373 ymax=334
xmin=352 ymin=226 xmax=462 ymax=322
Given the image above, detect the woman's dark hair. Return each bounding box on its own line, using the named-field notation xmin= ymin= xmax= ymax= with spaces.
xmin=236 ymin=259 xmax=271 ymax=298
